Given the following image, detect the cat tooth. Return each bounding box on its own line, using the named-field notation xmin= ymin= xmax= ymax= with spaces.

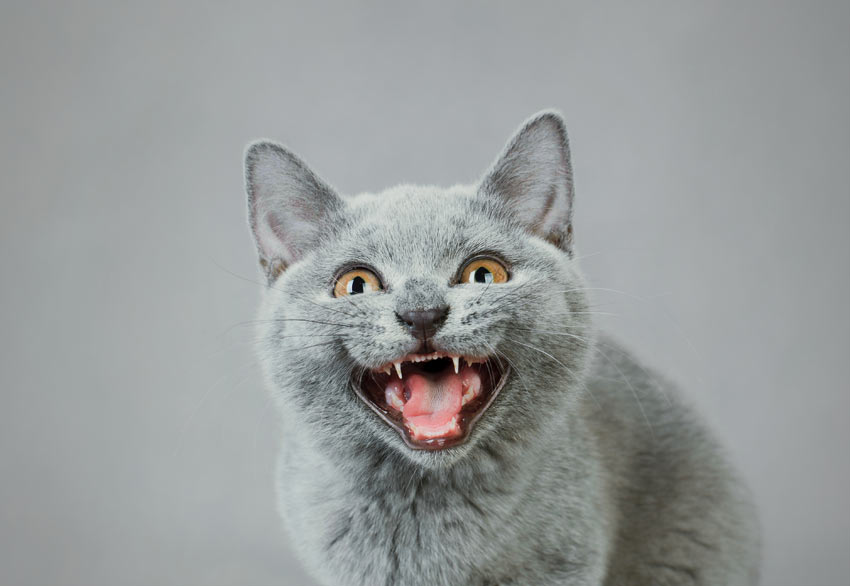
xmin=382 ymin=365 xmax=391 ymax=376
xmin=394 ymin=362 xmax=403 ymax=379
xmin=462 ymin=386 xmax=474 ymax=406
xmin=452 ymin=356 xmax=460 ymax=374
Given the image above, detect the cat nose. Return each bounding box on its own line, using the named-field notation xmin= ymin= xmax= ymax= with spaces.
xmin=396 ymin=306 xmax=449 ymax=341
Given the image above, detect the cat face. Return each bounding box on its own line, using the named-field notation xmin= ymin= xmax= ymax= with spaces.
xmin=246 ymin=113 xmax=591 ymax=468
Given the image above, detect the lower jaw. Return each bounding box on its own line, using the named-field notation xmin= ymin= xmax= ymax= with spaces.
xmin=353 ymin=359 xmax=508 ymax=451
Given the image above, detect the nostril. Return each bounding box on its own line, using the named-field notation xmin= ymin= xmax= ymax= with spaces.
xmin=396 ymin=311 xmax=413 ymax=328
xmin=429 ymin=305 xmax=449 ymax=326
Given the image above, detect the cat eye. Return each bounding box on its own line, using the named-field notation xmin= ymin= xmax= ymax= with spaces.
xmin=459 ymin=257 xmax=509 ymax=285
xmin=334 ymin=267 xmax=383 ymax=297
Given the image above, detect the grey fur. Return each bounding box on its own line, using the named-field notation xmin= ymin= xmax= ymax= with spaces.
xmin=243 ymin=112 xmax=760 ymax=585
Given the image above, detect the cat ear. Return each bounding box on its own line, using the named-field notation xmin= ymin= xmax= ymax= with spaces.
xmin=244 ymin=141 xmax=342 ymax=280
xmin=480 ymin=111 xmax=575 ymax=253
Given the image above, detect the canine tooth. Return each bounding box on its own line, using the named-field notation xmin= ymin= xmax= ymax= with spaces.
xmin=394 ymin=362 xmax=403 ymax=378
xmin=452 ymin=356 xmax=460 ymax=374
xmin=462 ymin=387 xmax=473 ymax=405
xmin=382 ymin=366 xmax=391 ymax=376
xmin=385 ymin=381 xmax=405 ymax=411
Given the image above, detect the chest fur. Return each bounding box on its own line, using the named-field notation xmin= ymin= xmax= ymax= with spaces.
xmin=278 ymin=448 xmax=605 ymax=586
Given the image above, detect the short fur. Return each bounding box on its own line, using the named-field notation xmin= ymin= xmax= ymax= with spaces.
xmin=243 ymin=112 xmax=760 ymax=585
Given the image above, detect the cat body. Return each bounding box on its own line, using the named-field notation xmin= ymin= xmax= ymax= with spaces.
xmin=245 ymin=113 xmax=760 ymax=585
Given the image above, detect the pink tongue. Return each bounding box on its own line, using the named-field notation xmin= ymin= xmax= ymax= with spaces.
xmin=402 ymin=371 xmax=463 ymax=431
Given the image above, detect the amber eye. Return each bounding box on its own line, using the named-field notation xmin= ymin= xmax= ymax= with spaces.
xmin=459 ymin=257 xmax=509 ymax=285
xmin=334 ymin=268 xmax=383 ymax=297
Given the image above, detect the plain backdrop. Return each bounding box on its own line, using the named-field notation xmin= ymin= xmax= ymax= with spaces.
xmin=1 ymin=1 xmax=848 ymax=585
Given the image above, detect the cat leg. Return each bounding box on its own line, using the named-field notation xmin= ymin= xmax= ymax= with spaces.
xmin=604 ymin=519 xmax=759 ymax=586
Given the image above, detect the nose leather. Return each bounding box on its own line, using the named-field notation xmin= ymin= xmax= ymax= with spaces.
xmin=397 ymin=306 xmax=449 ymax=342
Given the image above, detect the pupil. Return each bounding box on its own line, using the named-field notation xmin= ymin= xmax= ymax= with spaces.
xmin=473 ymin=267 xmax=493 ymax=284
xmin=348 ymin=276 xmax=366 ymax=294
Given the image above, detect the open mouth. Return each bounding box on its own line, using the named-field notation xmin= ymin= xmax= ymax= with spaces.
xmin=353 ymin=352 xmax=508 ymax=450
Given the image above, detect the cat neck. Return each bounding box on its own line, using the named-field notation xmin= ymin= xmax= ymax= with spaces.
xmin=322 ymin=419 xmax=569 ymax=505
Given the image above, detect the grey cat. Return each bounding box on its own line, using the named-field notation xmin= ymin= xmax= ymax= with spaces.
xmin=243 ymin=112 xmax=760 ymax=585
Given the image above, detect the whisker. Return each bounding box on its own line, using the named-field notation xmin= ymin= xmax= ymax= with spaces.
xmin=220 ymin=319 xmax=356 ymax=337
xmin=511 ymin=327 xmax=590 ymax=342
xmin=484 ymin=282 xmax=537 ymax=304
xmin=555 ymin=286 xmax=645 ymax=300
xmin=592 ymin=337 xmax=673 ymax=407
xmin=210 ymin=257 xmax=363 ymax=320
xmin=219 ymin=321 xmax=344 ymax=343
xmin=338 ymin=290 xmax=370 ymax=318
xmin=482 ymin=340 xmax=530 ymax=396
xmin=173 ymin=354 xmax=260 ymax=458
xmin=502 ymin=335 xmax=602 ymax=410
xmin=570 ymin=247 xmax=651 ymax=264
xmin=558 ymin=284 xmax=704 ymax=371
xmin=589 ymin=342 xmax=655 ymax=436
xmin=268 ymin=317 xmax=363 ymax=329
xmin=282 ymin=339 xmax=342 ymax=352
xmin=507 ymin=326 xmax=659 ymax=424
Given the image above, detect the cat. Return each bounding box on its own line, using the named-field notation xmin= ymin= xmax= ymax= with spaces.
xmin=243 ymin=112 xmax=761 ymax=585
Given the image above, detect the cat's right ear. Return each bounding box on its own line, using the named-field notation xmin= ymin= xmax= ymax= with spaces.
xmin=479 ymin=111 xmax=575 ymax=254
xmin=244 ymin=141 xmax=342 ymax=282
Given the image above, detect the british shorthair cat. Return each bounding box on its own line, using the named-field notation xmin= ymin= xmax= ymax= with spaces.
xmin=243 ymin=112 xmax=760 ymax=585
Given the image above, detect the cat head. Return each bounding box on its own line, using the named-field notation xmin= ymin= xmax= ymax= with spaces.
xmin=245 ymin=112 xmax=591 ymax=469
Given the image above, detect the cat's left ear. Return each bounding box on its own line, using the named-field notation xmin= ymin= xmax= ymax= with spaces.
xmin=244 ymin=141 xmax=342 ymax=281
xmin=479 ymin=111 xmax=575 ymax=254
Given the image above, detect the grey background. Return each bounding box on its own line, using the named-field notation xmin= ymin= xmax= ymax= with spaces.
xmin=1 ymin=1 xmax=848 ymax=585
